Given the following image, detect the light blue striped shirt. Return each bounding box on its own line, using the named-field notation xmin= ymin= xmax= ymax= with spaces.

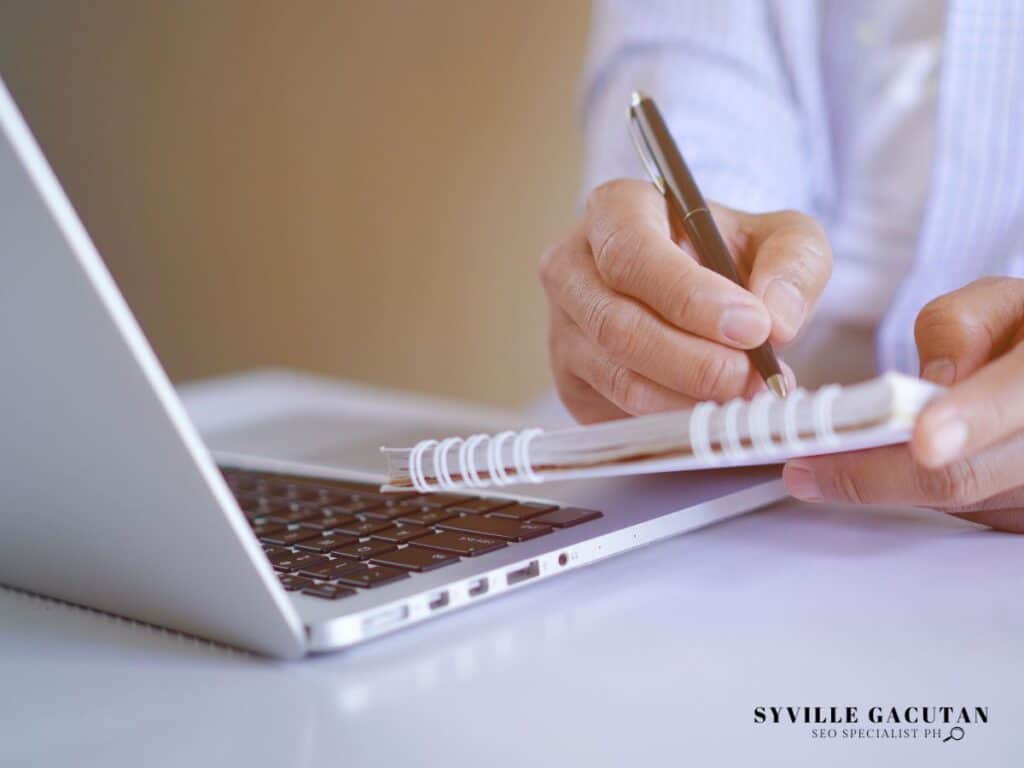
xmin=583 ymin=0 xmax=1024 ymax=374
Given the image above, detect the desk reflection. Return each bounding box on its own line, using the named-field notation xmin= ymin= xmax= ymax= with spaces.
xmin=3 ymin=500 xmax=1015 ymax=768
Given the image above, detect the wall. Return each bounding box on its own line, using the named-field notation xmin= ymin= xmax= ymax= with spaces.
xmin=0 ymin=0 xmax=591 ymax=407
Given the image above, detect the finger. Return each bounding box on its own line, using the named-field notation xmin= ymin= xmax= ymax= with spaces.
xmin=953 ymin=508 xmax=1024 ymax=534
xmin=583 ymin=180 xmax=772 ymax=348
xmin=783 ymin=434 xmax=1024 ymax=509
xmin=915 ymin=276 xmax=1024 ymax=385
xmin=737 ymin=209 xmax=833 ymax=343
xmin=548 ymin=306 xmax=630 ymax=424
xmin=542 ymin=239 xmax=757 ymax=401
xmin=558 ymin=319 xmax=697 ymax=416
xmin=945 ymin=485 xmax=1024 ymax=533
xmin=554 ymin=369 xmax=630 ymax=424
xmin=912 ymin=341 xmax=1024 ymax=468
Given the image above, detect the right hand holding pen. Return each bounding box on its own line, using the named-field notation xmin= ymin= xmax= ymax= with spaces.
xmin=539 ymin=178 xmax=832 ymax=424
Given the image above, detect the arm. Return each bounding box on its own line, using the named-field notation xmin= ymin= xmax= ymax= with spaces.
xmin=582 ymin=0 xmax=814 ymax=213
xmin=540 ymin=1 xmax=830 ymax=423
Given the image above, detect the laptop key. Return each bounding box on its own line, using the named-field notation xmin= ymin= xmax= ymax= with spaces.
xmin=279 ymin=573 xmax=315 ymax=592
xmin=295 ymin=533 xmax=358 ymax=554
xmin=487 ymin=502 xmax=558 ymax=521
xmin=298 ymin=557 xmax=359 ymax=580
xmin=334 ymin=519 xmax=395 ymax=537
xmin=260 ymin=526 xmax=321 ymax=546
xmin=437 ymin=515 xmax=551 ymax=542
xmin=252 ymin=521 xmax=285 ymax=538
xmin=396 ymin=507 xmax=459 ymax=526
xmin=333 ymin=564 xmax=410 ymax=589
xmin=266 ymin=548 xmax=307 ymax=571
xmin=264 ymin=503 xmax=320 ymax=525
xmin=529 ymin=507 xmax=603 ymax=528
xmin=359 ymin=505 xmax=410 ymax=521
xmin=371 ymin=547 xmax=460 ymax=572
xmin=414 ymin=531 xmax=507 ymax=557
xmin=299 ymin=512 xmax=357 ymax=531
xmin=275 ymin=552 xmax=330 ymax=573
xmin=322 ymin=500 xmax=383 ymax=516
xmin=332 ymin=540 xmax=397 ymax=561
xmin=234 ymin=494 xmax=264 ymax=512
xmin=447 ymin=498 xmax=516 ymax=514
xmin=371 ymin=524 xmax=432 ymax=544
xmin=302 ymin=583 xmax=358 ymax=600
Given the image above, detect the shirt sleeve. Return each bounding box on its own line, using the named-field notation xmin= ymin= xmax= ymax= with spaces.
xmin=581 ymin=0 xmax=814 ymax=214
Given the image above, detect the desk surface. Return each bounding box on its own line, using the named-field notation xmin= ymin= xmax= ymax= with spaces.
xmin=3 ymin=373 xmax=1021 ymax=767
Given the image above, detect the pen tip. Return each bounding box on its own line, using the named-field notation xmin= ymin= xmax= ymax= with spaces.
xmin=631 ymin=90 xmax=649 ymax=107
xmin=767 ymin=374 xmax=789 ymax=398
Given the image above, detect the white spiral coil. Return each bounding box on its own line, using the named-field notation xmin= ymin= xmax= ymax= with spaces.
xmin=812 ymin=384 xmax=842 ymax=446
xmin=406 ymin=427 xmax=545 ymax=493
xmin=405 ymin=384 xmax=845 ymax=492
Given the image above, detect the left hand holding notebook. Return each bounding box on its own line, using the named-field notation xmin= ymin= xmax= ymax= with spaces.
xmin=786 ymin=277 xmax=1024 ymax=533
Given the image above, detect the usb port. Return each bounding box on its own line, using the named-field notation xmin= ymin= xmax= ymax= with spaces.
xmin=467 ymin=578 xmax=489 ymax=597
xmin=362 ymin=604 xmax=409 ymax=634
xmin=505 ymin=560 xmax=540 ymax=586
xmin=428 ymin=591 xmax=449 ymax=611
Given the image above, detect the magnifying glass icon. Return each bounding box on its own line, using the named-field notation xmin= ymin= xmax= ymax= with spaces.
xmin=943 ymin=726 xmax=965 ymax=743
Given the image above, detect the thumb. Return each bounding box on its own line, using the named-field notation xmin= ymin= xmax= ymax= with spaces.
xmin=915 ymin=277 xmax=1024 ymax=386
xmin=738 ymin=209 xmax=833 ymax=344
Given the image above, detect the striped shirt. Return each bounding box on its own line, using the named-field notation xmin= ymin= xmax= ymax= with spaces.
xmin=583 ymin=0 xmax=1024 ymax=375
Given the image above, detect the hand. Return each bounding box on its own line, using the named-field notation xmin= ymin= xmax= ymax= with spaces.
xmin=783 ymin=277 xmax=1024 ymax=533
xmin=539 ymin=179 xmax=832 ymax=423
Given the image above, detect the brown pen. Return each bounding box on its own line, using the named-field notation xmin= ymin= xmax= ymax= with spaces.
xmin=627 ymin=90 xmax=789 ymax=398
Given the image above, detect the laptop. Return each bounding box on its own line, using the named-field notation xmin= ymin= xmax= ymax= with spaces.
xmin=0 ymin=76 xmax=786 ymax=658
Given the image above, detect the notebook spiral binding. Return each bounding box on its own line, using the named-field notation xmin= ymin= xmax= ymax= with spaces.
xmin=405 ymin=384 xmax=843 ymax=493
xmin=407 ymin=427 xmax=545 ymax=493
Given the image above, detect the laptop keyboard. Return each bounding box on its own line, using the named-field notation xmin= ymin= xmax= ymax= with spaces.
xmin=220 ymin=467 xmax=603 ymax=601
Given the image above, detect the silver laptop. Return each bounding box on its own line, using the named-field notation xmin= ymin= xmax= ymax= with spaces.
xmin=0 ymin=76 xmax=786 ymax=658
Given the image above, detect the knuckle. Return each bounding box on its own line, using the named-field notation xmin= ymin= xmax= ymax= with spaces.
xmin=917 ymin=460 xmax=983 ymax=506
xmin=593 ymin=301 xmax=643 ymax=361
xmin=664 ymin=270 xmax=700 ymax=328
xmin=829 ymin=466 xmax=869 ymax=505
xmin=691 ymin=352 xmax=741 ymax=402
xmin=587 ymin=178 xmax=637 ymax=211
xmin=593 ymin=224 xmax=644 ymax=289
xmin=583 ymin=293 xmax=616 ymax=350
xmin=915 ymin=297 xmax=980 ymax=350
xmin=972 ymin=275 xmax=1009 ymax=291
xmin=608 ymin=364 xmax=645 ymax=414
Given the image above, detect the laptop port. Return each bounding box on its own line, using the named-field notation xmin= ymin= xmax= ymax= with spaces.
xmin=428 ymin=591 xmax=449 ymax=611
xmin=362 ymin=604 xmax=409 ymax=634
xmin=467 ymin=578 xmax=489 ymax=597
xmin=505 ymin=560 xmax=540 ymax=586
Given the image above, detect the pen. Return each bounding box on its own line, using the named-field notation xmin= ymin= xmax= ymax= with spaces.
xmin=627 ymin=90 xmax=789 ymax=398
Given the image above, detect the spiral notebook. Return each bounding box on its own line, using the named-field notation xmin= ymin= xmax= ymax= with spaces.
xmin=380 ymin=372 xmax=942 ymax=493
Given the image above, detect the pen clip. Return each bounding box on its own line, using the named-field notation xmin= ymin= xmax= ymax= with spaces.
xmin=628 ymin=96 xmax=667 ymax=195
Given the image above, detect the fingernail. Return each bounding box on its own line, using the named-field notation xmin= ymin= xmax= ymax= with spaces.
xmin=924 ymin=410 xmax=968 ymax=466
xmin=784 ymin=461 xmax=821 ymax=502
xmin=921 ymin=358 xmax=956 ymax=386
xmin=720 ymin=306 xmax=770 ymax=347
xmin=763 ymin=279 xmax=806 ymax=338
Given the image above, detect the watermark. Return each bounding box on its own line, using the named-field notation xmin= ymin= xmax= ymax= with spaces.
xmin=753 ymin=706 xmax=988 ymax=743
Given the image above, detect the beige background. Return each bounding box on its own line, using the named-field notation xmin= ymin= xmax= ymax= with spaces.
xmin=0 ymin=1 xmax=591 ymax=407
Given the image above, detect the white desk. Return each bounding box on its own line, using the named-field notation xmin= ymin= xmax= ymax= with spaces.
xmin=2 ymin=373 xmax=1021 ymax=766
